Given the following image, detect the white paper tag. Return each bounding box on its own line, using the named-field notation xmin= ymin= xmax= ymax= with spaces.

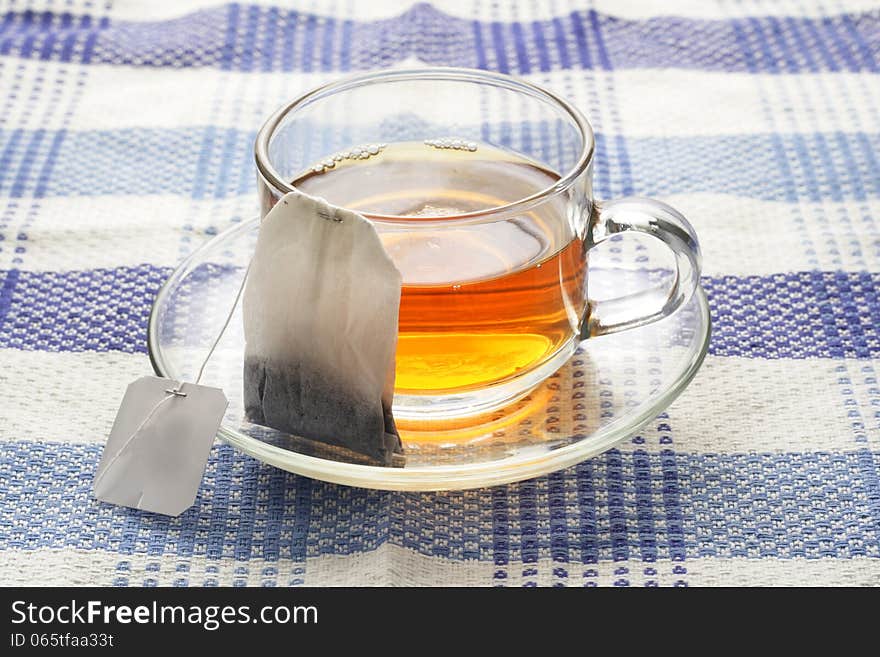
xmin=93 ymin=376 xmax=228 ymax=516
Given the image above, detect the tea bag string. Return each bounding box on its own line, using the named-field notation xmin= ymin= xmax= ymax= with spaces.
xmin=191 ymin=260 xmax=252 ymax=387
xmin=95 ymin=262 xmax=251 ymax=488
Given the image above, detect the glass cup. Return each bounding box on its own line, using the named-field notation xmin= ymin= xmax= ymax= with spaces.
xmin=254 ymin=67 xmax=701 ymax=419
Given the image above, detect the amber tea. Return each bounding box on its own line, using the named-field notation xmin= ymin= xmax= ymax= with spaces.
xmin=293 ymin=140 xmax=587 ymax=395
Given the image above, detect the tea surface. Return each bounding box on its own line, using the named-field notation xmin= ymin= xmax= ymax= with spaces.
xmin=294 ymin=140 xmax=586 ymax=393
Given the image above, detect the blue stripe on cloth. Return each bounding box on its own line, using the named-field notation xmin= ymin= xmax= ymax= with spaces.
xmin=491 ymin=485 xmax=510 ymax=583
xmin=632 ymin=449 xmax=658 ymax=563
xmin=605 ymin=448 xmax=629 ymax=561
xmin=1 ymin=441 xmax=878 ymax=563
xmin=0 ymin=127 xmax=256 ymax=199
xmin=517 ymin=478 xmax=539 ymax=583
xmin=2 ymin=267 xmax=880 ymax=359
xmin=0 ymin=265 xmax=170 ymax=353
xmin=0 ymin=4 xmax=876 ymax=73
xmin=574 ymin=458 xmax=599 ymax=568
xmin=0 ymin=268 xmax=20 ymax=329
xmin=547 ymin=470 xmax=568 ymax=585
xmin=490 ymin=21 xmax=509 ymax=74
xmin=530 ymin=19 xmax=550 ymax=72
xmin=1 ymin=127 xmax=880 ymax=203
xmin=218 ymin=3 xmax=239 ymax=71
xmin=704 ymin=271 xmax=880 ymax=359
xmin=661 ymin=448 xmax=688 ymax=563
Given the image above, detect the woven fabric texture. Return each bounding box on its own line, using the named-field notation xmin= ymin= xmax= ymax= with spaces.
xmin=1 ymin=0 xmax=880 ymax=587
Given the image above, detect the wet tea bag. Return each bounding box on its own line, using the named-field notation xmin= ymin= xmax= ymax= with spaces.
xmin=243 ymin=191 xmax=404 ymax=466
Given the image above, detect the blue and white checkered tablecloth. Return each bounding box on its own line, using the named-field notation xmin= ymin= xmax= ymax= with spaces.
xmin=1 ymin=0 xmax=879 ymax=587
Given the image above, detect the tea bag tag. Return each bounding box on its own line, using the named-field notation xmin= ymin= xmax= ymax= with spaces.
xmin=93 ymin=376 xmax=228 ymax=517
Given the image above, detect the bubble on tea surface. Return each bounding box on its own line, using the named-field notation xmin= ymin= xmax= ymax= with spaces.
xmin=424 ymin=137 xmax=479 ymax=152
xmin=307 ymin=142 xmax=387 ymax=174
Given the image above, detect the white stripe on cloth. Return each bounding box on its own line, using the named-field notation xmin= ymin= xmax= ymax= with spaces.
xmin=666 ymin=356 xmax=880 ymax=453
xmin=0 ymin=351 xmax=152 ymax=444
xmin=92 ymin=0 xmax=880 ymax=22
xmin=302 ymin=546 xmax=880 ymax=587
xmin=1 ymin=545 xmax=878 ymax=587
xmin=6 ymin=193 xmax=880 ymax=275
xmin=0 ymin=195 xmax=256 ymax=272
xmin=2 ymin=351 xmax=876 ymax=453
xmin=4 ymin=59 xmax=880 ymax=137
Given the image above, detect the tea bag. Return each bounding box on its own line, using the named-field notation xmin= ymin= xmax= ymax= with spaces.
xmin=243 ymin=191 xmax=404 ymax=466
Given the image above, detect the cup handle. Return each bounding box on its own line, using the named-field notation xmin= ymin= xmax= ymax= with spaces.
xmin=582 ymin=197 xmax=702 ymax=338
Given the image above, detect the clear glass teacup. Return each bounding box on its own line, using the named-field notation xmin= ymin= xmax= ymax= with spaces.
xmin=255 ymin=67 xmax=701 ymax=419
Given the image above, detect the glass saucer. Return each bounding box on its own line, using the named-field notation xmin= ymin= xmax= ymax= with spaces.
xmin=148 ymin=217 xmax=710 ymax=491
